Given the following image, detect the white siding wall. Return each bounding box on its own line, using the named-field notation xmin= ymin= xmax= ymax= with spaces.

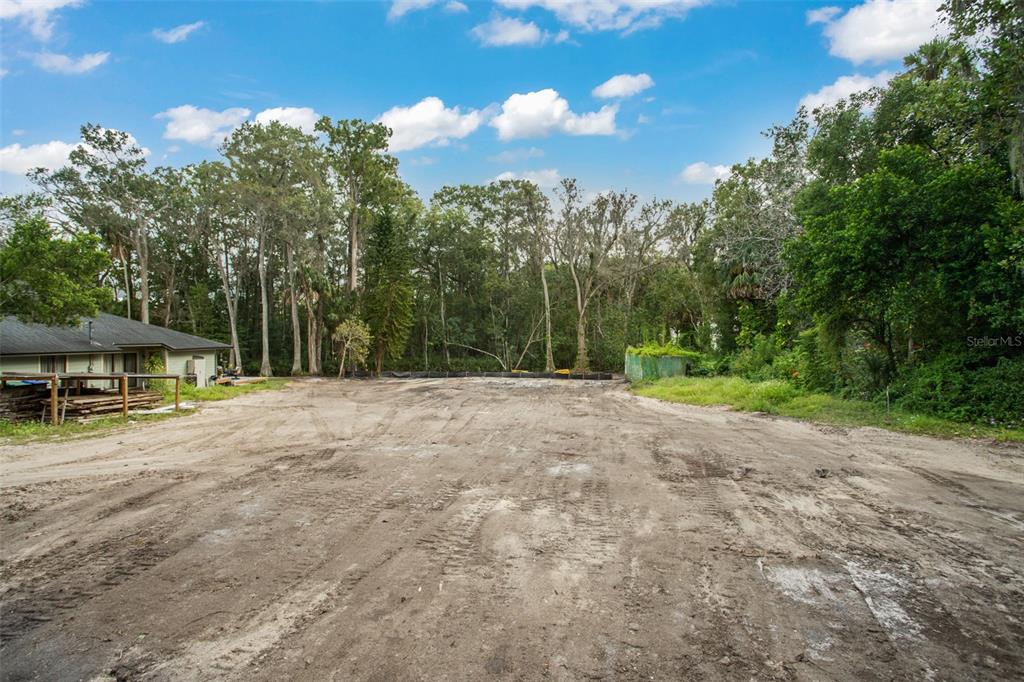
xmin=3 ymin=348 xmax=217 ymax=386
xmin=0 ymin=356 xmax=40 ymax=373
xmin=166 ymin=351 xmax=218 ymax=387
xmin=66 ymin=355 xmax=90 ymax=372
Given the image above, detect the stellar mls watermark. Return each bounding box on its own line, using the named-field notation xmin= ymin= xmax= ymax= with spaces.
xmin=966 ymin=334 xmax=1023 ymax=347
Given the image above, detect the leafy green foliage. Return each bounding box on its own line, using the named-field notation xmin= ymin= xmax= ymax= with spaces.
xmin=333 ymin=318 xmax=372 ymax=376
xmin=0 ymin=212 xmax=110 ymax=326
xmin=9 ymin=5 xmax=1019 ymax=437
xmin=362 ymin=212 xmax=415 ymax=374
xmin=789 ymin=147 xmax=1022 ymax=382
xmin=891 ymin=354 xmax=1024 ymax=428
xmin=625 ymin=342 xmax=702 ymax=361
xmin=634 ymin=376 xmax=1024 ymax=442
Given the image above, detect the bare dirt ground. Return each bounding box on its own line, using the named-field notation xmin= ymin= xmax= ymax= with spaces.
xmin=1 ymin=378 xmax=1022 ymax=681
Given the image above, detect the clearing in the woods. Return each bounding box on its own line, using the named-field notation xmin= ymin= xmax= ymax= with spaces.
xmin=1 ymin=378 xmax=1022 ymax=680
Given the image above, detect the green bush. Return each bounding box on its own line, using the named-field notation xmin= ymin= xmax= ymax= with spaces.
xmin=143 ymin=352 xmax=171 ymax=394
xmin=633 ymin=375 xmax=1024 ymax=442
xmin=625 ymin=342 xmax=703 ymax=362
xmin=728 ymin=334 xmax=783 ymax=381
xmin=892 ymin=354 xmax=1024 ymax=427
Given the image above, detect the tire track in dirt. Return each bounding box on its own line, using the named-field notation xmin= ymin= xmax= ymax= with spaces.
xmin=4 ymin=379 xmax=1023 ymax=681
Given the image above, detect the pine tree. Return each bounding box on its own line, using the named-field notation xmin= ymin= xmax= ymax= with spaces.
xmin=361 ymin=211 xmax=415 ymax=375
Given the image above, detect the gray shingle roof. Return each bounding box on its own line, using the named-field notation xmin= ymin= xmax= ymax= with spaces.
xmin=0 ymin=313 xmax=232 ymax=356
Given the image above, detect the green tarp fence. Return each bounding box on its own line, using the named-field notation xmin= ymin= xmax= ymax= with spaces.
xmin=624 ymin=353 xmax=689 ymax=382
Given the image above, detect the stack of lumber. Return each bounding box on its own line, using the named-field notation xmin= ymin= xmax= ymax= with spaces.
xmin=0 ymin=385 xmax=48 ymax=422
xmin=60 ymin=390 xmax=163 ymax=422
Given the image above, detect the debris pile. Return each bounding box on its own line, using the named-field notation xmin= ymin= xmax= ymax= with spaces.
xmin=0 ymin=386 xmax=164 ymax=423
xmin=0 ymin=385 xmax=48 ymax=421
xmin=59 ymin=390 xmax=164 ymax=422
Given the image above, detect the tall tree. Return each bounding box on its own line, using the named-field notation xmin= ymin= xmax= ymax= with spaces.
xmin=1 ymin=200 xmax=111 ymax=326
xmin=223 ymin=121 xmax=318 ymax=376
xmin=362 ymin=211 xmax=415 ymax=375
xmin=315 ymin=117 xmax=397 ymax=292
xmin=32 ymin=125 xmax=159 ymax=323
xmin=554 ymin=179 xmax=633 ymax=371
xmin=185 ymin=161 xmax=245 ymax=370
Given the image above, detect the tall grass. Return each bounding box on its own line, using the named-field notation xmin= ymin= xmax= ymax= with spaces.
xmin=633 ymin=376 xmax=1024 ymax=442
xmin=0 ymin=412 xmax=190 ymax=444
xmin=155 ymin=377 xmax=290 ymax=404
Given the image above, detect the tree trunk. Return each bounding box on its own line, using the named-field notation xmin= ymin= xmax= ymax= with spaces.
xmin=122 ymin=256 xmax=132 ymax=321
xmin=258 ymin=226 xmax=272 ymax=377
xmin=185 ymin=289 xmax=197 ymax=334
xmin=375 ymin=344 xmax=385 ymax=377
xmin=307 ymin=312 xmax=319 ymax=375
xmin=136 ymin=228 xmax=150 ymax=324
xmin=541 ymin=264 xmax=554 ymax=372
xmin=287 ymin=244 xmax=302 ymax=375
xmin=302 ymin=286 xmax=320 ymax=376
xmin=337 ymin=344 xmax=348 ymax=378
xmin=439 ymin=267 xmax=450 ymax=366
xmin=164 ymin=265 xmax=175 ymax=327
xmin=226 ymin=297 xmax=241 ymax=370
xmin=575 ymin=309 xmax=589 ymax=373
xmin=217 ymin=245 xmax=242 ymax=371
xmin=348 ymin=200 xmax=359 ymax=292
xmin=315 ymin=297 xmax=325 ymax=374
xmin=569 ymin=263 xmax=589 ymax=372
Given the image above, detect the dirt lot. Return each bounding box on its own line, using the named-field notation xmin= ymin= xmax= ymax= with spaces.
xmin=1 ymin=378 xmax=1022 ymax=681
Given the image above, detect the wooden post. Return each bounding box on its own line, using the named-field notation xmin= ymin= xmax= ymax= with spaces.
xmin=50 ymin=375 xmax=58 ymax=425
xmin=174 ymin=376 xmax=181 ymax=411
xmin=120 ymin=375 xmax=129 ymax=418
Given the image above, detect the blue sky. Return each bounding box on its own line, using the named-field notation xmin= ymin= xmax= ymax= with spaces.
xmin=0 ymin=0 xmax=947 ymax=202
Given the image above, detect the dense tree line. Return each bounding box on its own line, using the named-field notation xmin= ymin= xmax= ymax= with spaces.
xmin=2 ymin=1 xmax=1021 ymax=425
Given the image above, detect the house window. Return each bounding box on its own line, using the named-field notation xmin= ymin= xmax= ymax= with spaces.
xmin=124 ymin=353 xmax=139 ymax=387
xmin=40 ymin=355 xmax=65 ymax=373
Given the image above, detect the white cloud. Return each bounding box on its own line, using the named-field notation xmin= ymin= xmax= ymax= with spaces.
xmin=378 ymin=97 xmax=486 ymax=152
xmin=799 ymin=71 xmax=895 ymax=110
xmin=0 ymin=140 xmax=79 ymax=175
xmin=493 ymin=168 xmax=560 ymax=188
xmin=491 ymin=89 xmax=617 ymax=140
xmin=0 ymin=0 xmax=81 ymax=41
xmin=488 ymin=147 xmax=544 ymax=163
xmin=806 ymin=6 xmax=840 ymax=25
xmin=388 ymin=0 xmax=438 ymax=21
xmin=592 ymin=73 xmax=654 ymax=99
xmin=32 ymin=51 xmax=109 ymax=74
xmin=637 ymin=113 xmax=651 ymax=125
xmin=470 ymin=16 xmax=569 ymax=47
xmin=254 ymin=106 xmax=321 ymax=133
xmin=495 ymin=0 xmax=708 ymax=34
xmin=155 ymin=105 xmax=251 ymax=147
xmin=153 ymin=20 xmax=205 ymax=44
xmin=679 ymin=161 xmax=729 ymax=184
xmin=388 ymin=0 xmax=469 ymax=19
xmin=0 ymin=129 xmax=149 ymax=176
xmin=472 ymin=16 xmax=542 ymax=46
xmin=813 ymin=0 xmax=948 ymax=64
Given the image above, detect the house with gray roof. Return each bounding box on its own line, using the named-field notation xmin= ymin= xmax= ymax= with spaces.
xmin=0 ymin=313 xmax=231 ymax=387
